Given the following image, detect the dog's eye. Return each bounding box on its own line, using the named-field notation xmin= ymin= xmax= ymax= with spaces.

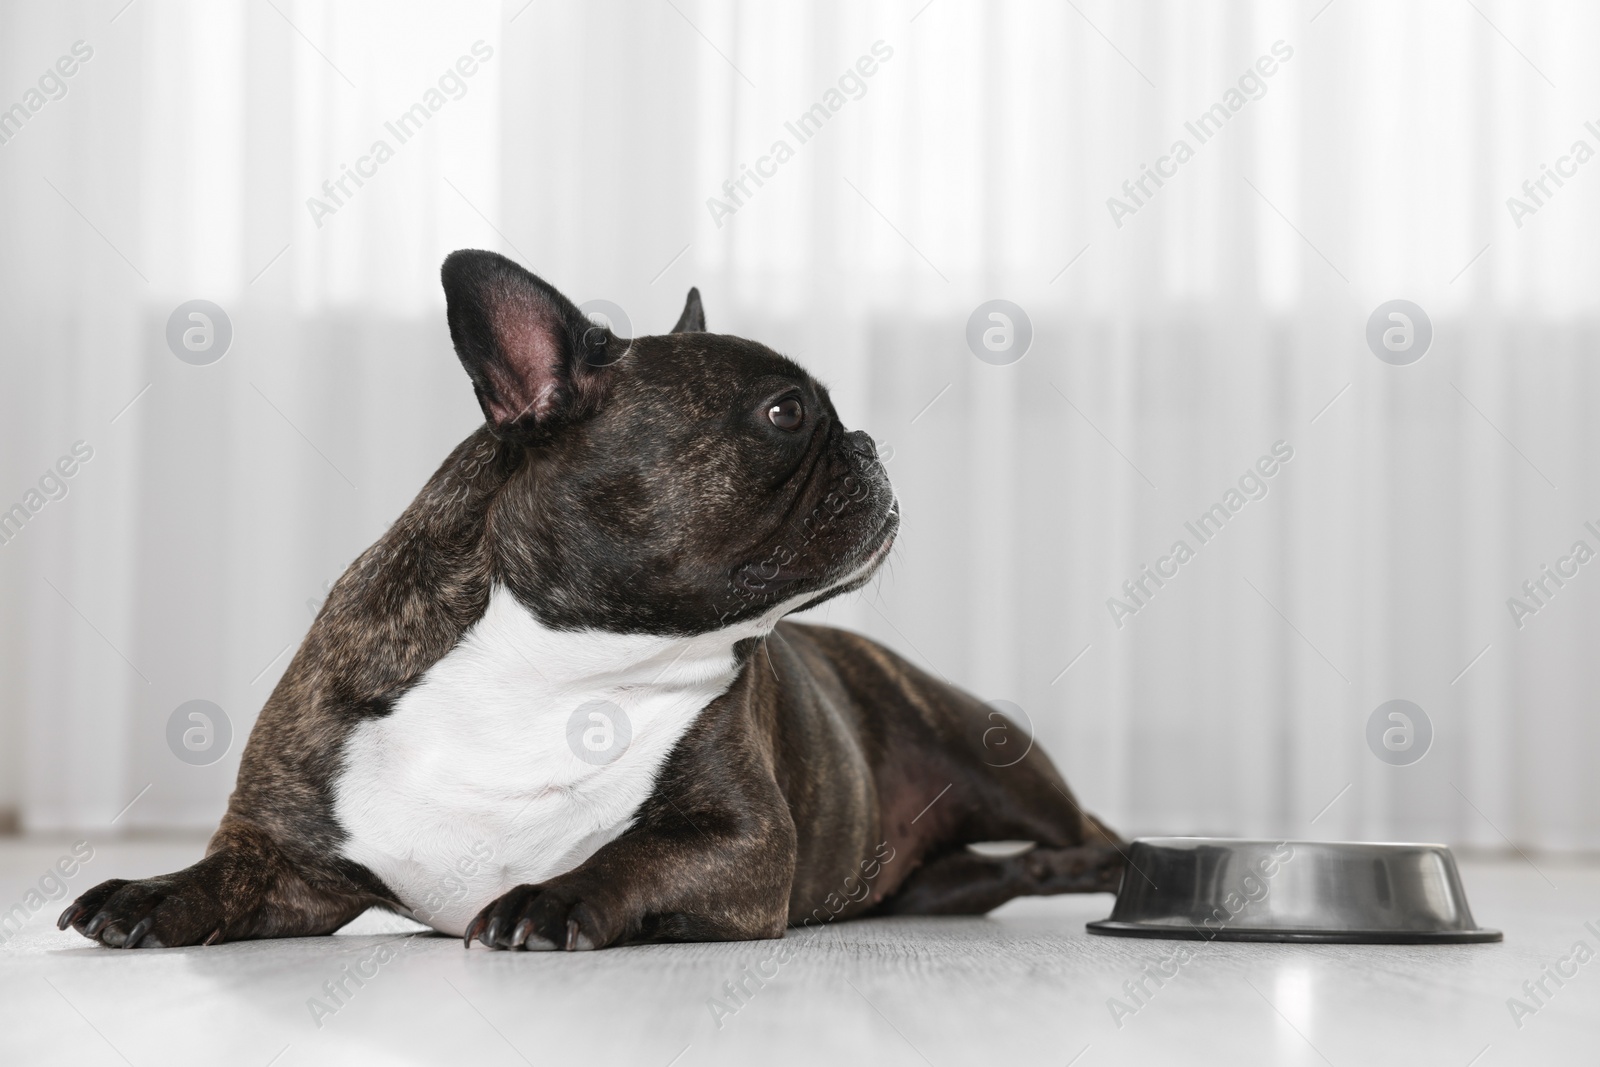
xmin=768 ymin=397 xmax=804 ymax=431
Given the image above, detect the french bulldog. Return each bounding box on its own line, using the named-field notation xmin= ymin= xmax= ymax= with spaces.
xmin=60 ymin=250 xmax=1122 ymax=951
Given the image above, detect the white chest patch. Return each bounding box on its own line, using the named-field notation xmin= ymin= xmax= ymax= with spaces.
xmin=333 ymin=584 xmax=765 ymax=936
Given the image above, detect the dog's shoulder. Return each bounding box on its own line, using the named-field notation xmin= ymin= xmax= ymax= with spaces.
xmin=765 ymin=620 xmax=980 ymax=735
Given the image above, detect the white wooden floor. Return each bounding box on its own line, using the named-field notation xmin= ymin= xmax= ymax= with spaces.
xmin=1 ymin=836 xmax=1596 ymax=1067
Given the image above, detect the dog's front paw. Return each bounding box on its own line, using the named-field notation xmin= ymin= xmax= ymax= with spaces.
xmin=463 ymin=884 xmax=617 ymax=951
xmin=58 ymin=875 xmax=228 ymax=949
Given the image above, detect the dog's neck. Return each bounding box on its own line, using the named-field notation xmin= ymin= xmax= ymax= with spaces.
xmin=484 ymin=584 xmax=752 ymax=700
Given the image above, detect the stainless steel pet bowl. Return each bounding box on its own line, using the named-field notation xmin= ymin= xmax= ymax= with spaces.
xmin=1086 ymin=838 xmax=1502 ymax=944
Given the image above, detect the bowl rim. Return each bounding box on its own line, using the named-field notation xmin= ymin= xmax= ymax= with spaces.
xmin=1085 ymin=920 xmax=1503 ymax=944
xmin=1128 ymin=837 xmax=1456 ymax=850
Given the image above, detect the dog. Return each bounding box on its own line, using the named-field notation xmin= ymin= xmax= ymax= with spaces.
xmin=60 ymin=250 xmax=1123 ymax=951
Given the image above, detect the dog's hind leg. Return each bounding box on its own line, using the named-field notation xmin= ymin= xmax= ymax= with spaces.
xmin=875 ymin=842 xmax=1123 ymax=916
xmin=890 ymin=714 xmax=1125 ymax=851
xmin=873 ymin=693 xmax=1129 ymax=915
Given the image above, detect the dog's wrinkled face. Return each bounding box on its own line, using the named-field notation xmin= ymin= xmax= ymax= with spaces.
xmin=442 ymin=249 xmax=897 ymax=636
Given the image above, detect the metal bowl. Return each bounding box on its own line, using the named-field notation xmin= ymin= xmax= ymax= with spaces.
xmin=1086 ymin=838 xmax=1502 ymax=944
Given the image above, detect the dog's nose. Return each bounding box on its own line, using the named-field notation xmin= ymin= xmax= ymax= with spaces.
xmin=847 ymin=430 xmax=878 ymax=461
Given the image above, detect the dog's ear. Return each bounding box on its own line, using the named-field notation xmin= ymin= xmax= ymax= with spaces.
xmin=441 ymin=250 xmax=616 ymax=433
xmin=671 ymin=287 xmax=706 ymax=333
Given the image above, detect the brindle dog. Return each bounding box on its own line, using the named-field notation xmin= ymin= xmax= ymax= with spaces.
xmin=60 ymin=250 xmax=1122 ymax=951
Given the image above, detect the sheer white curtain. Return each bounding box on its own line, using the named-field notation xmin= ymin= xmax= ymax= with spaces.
xmin=2 ymin=0 xmax=1596 ymax=849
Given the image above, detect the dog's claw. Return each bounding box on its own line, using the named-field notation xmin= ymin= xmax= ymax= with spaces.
xmin=57 ymin=904 xmax=82 ymax=931
xmin=510 ymin=918 xmax=534 ymax=949
xmin=567 ymin=914 xmax=597 ymax=951
xmin=484 ymin=917 xmax=502 ymax=947
xmin=123 ymin=916 xmax=153 ymax=949
xmin=203 ymin=927 xmax=225 ymax=946
xmin=462 ymin=915 xmax=483 ymax=948
xmin=83 ymin=910 xmax=112 ymax=938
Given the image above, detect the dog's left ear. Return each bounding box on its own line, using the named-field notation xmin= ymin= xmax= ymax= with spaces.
xmin=671 ymin=287 xmax=706 ymax=333
xmin=441 ymin=249 xmax=615 ymax=434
